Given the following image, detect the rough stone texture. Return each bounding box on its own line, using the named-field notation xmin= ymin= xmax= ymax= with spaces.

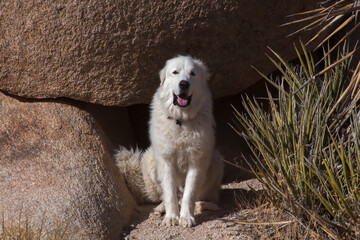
xmin=0 ymin=91 xmax=136 ymax=239
xmin=0 ymin=0 xmax=321 ymax=106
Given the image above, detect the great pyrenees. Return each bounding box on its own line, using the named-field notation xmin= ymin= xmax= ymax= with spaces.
xmin=115 ymin=56 xmax=223 ymax=228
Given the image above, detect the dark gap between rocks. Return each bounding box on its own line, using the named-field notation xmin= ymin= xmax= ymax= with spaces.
xmin=84 ymin=78 xmax=274 ymax=184
xmin=0 ymin=77 xmax=274 ymax=184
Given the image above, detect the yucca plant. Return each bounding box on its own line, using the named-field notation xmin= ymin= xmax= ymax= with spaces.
xmin=283 ymin=0 xmax=360 ymax=65
xmin=234 ymin=42 xmax=360 ymax=239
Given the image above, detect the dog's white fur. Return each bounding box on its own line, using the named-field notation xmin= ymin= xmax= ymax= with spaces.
xmin=115 ymin=56 xmax=223 ymax=227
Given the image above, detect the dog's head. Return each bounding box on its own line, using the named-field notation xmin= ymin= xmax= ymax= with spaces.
xmin=158 ymin=56 xmax=210 ymax=115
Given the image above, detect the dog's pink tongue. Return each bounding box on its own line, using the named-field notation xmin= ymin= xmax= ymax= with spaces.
xmin=177 ymin=97 xmax=188 ymax=106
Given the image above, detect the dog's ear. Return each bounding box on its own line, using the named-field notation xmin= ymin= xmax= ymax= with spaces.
xmin=159 ymin=67 xmax=166 ymax=86
xmin=194 ymin=59 xmax=210 ymax=81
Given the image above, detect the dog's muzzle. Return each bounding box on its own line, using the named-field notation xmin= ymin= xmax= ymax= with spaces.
xmin=173 ymin=80 xmax=192 ymax=108
xmin=173 ymin=93 xmax=192 ymax=108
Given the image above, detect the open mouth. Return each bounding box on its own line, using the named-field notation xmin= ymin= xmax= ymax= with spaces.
xmin=173 ymin=93 xmax=192 ymax=108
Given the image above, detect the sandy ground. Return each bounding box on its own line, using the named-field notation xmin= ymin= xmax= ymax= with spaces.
xmin=121 ymin=179 xmax=264 ymax=240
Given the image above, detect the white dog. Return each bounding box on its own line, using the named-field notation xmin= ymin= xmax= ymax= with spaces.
xmin=115 ymin=56 xmax=223 ymax=227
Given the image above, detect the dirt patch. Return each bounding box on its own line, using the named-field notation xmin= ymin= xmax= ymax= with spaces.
xmin=122 ymin=179 xmax=264 ymax=240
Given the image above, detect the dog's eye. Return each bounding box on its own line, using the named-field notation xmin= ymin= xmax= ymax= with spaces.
xmin=190 ymin=71 xmax=196 ymax=76
xmin=172 ymin=71 xmax=179 ymax=75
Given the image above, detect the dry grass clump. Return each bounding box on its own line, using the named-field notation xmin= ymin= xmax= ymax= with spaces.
xmin=233 ymin=191 xmax=325 ymax=240
xmin=1 ymin=210 xmax=79 ymax=240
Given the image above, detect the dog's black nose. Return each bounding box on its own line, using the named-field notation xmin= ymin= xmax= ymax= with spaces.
xmin=179 ymin=80 xmax=190 ymax=90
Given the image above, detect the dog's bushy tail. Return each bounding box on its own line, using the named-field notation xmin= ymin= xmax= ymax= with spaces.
xmin=114 ymin=147 xmax=147 ymax=203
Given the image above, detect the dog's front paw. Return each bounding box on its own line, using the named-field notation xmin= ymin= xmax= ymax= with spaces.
xmin=162 ymin=216 xmax=179 ymax=227
xmin=179 ymin=216 xmax=195 ymax=227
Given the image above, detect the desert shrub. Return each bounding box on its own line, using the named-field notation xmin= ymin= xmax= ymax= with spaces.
xmin=235 ymin=42 xmax=360 ymax=239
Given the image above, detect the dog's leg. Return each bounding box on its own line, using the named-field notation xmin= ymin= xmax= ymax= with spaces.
xmin=159 ymin=159 xmax=179 ymax=226
xmin=179 ymin=167 xmax=204 ymax=227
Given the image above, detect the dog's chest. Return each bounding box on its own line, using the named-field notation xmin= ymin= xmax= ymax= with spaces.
xmin=164 ymin=119 xmax=212 ymax=165
xmin=165 ymin=119 xmax=205 ymax=147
